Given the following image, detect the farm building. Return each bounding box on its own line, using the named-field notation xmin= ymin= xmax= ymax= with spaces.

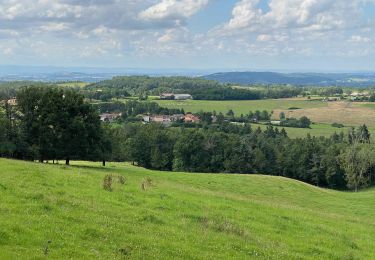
xmin=184 ymin=113 xmax=200 ymax=123
xmin=142 ymin=113 xmax=199 ymax=125
xmin=100 ymin=113 xmax=122 ymax=122
xmin=323 ymin=97 xmax=341 ymax=102
xmin=7 ymin=99 xmax=17 ymax=106
xmin=149 ymin=115 xmax=172 ymax=126
xmin=174 ymin=94 xmax=192 ymax=100
xmin=0 ymin=98 xmax=17 ymax=106
xmin=160 ymin=93 xmax=192 ymax=100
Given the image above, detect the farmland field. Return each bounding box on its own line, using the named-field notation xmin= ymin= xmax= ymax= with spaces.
xmin=276 ymin=101 xmax=375 ymax=127
xmin=1 ymin=159 xmax=375 ymax=259
xmin=155 ymin=98 xmax=327 ymax=115
xmin=256 ymin=123 xmax=375 ymax=139
xmin=56 ymin=82 xmax=89 ymax=88
xmin=354 ymin=103 xmax=375 ymax=109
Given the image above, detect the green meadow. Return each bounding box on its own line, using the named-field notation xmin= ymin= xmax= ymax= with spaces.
xmin=56 ymin=82 xmax=89 ymax=88
xmin=355 ymin=103 xmax=375 ymax=109
xmin=155 ymin=99 xmax=326 ymax=115
xmin=1 ymin=159 xmax=375 ymax=259
xmin=256 ymin=123 xmax=375 ymax=139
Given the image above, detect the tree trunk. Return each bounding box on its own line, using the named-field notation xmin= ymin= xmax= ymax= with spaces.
xmin=66 ymin=158 xmax=70 ymax=165
xmin=102 ymin=160 xmax=106 ymax=167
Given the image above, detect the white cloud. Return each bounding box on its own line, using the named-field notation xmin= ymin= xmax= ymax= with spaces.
xmin=225 ymin=0 xmax=262 ymax=30
xmin=39 ymin=23 xmax=69 ymax=32
xmin=257 ymin=34 xmax=272 ymax=42
xmin=0 ymin=0 xmax=374 ymax=69
xmin=2 ymin=47 xmax=13 ymax=55
xmin=222 ymin=0 xmax=361 ymax=33
xmin=207 ymin=0 xmax=374 ymax=60
xmin=349 ymin=35 xmax=371 ymax=43
xmin=139 ymin=0 xmax=209 ymax=21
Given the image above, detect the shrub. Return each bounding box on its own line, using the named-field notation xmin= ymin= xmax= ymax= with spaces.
xmin=332 ymin=122 xmax=344 ymax=128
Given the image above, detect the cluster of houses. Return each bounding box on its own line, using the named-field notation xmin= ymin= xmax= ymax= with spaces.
xmin=99 ymin=111 xmax=200 ymax=126
xmin=100 ymin=113 xmax=122 ymax=122
xmin=322 ymin=91 xmax=371 ymax=102
xmin=349 ymin=91 xmax=370 ymax=101
xmin=160 ymin=93 xmax=193 ymax=100
xmin=142 ymin=113 xmax=200 ymax=126
xmin=0 ymin=98 xmax=17 ymax=106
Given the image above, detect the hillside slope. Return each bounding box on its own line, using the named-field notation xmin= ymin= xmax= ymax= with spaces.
xmin=0 ymin=159 xmax=375 ymax=259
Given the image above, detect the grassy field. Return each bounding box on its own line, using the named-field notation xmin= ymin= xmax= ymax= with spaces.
xmin=354 ymin=103 xmax=375 ymax=109
xmin=1 ymin=159 xmax=375 ymax=259
xmin=256 ymin=123 xmax=372 ymax=139
xmin=155 ymin=98 xmax=327 ymax=115
xmin=56 ymin=82 xmax=89 ymax=88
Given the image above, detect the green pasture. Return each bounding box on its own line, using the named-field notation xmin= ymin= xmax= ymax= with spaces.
xmin=155 ymin=99 xmax=326 ymax=115
xmin=56 ymin=82 xmax=89 ymax=88
xmin=256 ymin=123 xmax=375 ymax=139
xmin=1 ymin=159 xmax=375 ymax=259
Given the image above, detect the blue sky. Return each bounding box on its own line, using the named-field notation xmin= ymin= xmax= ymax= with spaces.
xmin=0 ymin=0 xmax=375 ymax=72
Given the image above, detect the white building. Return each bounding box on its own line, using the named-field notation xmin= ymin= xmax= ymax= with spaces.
xmin=174 ymin=94 xmax=192 ymax=100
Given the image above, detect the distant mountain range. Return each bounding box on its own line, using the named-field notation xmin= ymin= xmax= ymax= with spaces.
xmin=0 ymin=65 xmax=217 ymax=82
xmin=204 ymin=72 xmax=375 ymax=87
xmin=1 ymin=65 xmax=375 ymax=87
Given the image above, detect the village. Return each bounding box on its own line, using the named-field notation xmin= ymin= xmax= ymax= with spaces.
xmin=100 ymin=112 xmax=201 ymax=125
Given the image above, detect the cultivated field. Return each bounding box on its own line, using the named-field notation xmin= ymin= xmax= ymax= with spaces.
xmin=1 ymin=159 xmax=375 ymax=259
xmin=276 ymin=101 xmax=375 ymax=127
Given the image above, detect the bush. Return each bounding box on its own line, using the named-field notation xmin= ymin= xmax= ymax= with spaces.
xmin=332 ymin=123 xmax=344 ymax=128
xmin=280 ymin=116 xmax=311 ymax=128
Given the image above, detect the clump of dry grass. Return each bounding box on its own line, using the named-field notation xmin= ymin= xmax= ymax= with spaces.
xmin=117 ymin=175 xmax=126 ymax=185
xmin=103 ymin=174 xmax=113 ymax=192
xmin=141 ymin=177 xmax=153 ymax=191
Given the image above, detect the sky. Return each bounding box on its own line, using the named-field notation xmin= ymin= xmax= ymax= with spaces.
xmin=1 ymin=0 xmax=375 ymax=72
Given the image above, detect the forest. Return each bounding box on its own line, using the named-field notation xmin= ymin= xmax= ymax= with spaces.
xmin=84 ymin=76 xmax=307 ymax=101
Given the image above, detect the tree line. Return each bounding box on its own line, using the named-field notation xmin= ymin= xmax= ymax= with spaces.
xmin=105 ymin=122 xmax=373 ymax=191
xmin=85 ymin=76 xmax=309 ymax=101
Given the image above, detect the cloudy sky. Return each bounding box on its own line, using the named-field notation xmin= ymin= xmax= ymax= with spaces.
xmin=1 ymin=0 xmax=375 ymax=71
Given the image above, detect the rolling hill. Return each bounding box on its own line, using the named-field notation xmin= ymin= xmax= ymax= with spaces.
xmin=1 ymin=159 xmax=374 ymax=259
xmin=204 ymin=71 xmax=375 ymax=86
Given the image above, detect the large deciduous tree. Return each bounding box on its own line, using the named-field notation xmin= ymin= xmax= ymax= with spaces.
xmin=339 ymin=144 xmax=375 ymax=192
xmin=17 ymin=86 xmax=102 ymax=164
